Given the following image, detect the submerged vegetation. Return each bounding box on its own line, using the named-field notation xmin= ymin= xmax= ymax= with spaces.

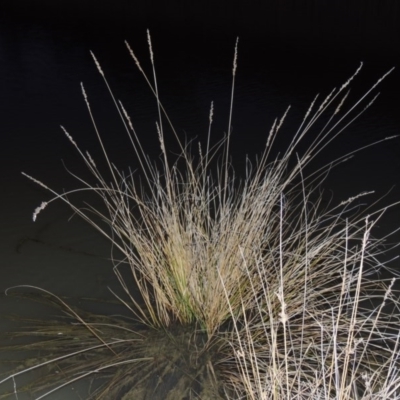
xmin=1 ymin=32 xmax=400 ymax=399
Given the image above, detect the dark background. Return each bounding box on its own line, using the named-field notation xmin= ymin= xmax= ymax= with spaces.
xmin=1 ymin=0 xmax=399 ymax=58
xmin=1 ymin=0 xmax=399 ymax=59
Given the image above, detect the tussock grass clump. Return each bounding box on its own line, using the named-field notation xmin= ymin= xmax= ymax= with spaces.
xmin=1 ymin=32 xmax=400 ymax=399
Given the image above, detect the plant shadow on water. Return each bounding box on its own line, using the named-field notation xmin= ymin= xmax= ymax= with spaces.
xmin=1 ymin=32 xmax=400 ymax=399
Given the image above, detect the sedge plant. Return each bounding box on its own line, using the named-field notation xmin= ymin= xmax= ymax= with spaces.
xmin=1 ymin=32 xmax=400 ymax=399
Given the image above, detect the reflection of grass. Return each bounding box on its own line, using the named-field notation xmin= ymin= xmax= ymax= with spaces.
xmin=1 ymin=293 xmax=226 ymax=399
xmin=15 ymin=236 xmax=102 ymax=257
xmin=1 ymin=32 xmax=400 ymax=399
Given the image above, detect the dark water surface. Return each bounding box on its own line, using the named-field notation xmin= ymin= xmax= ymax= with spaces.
xmin=0 ymin=8 xmax=399 ymax=399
